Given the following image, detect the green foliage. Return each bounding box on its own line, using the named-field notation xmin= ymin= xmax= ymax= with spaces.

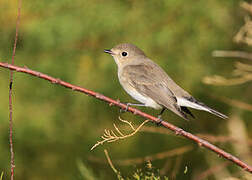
xmin=132 ymin=162 xmax=168 ymax=180
xmin=109 ymin=161 xmax=169 ymax=180
xmin=0 ymin=0 xmax=251 ymax=180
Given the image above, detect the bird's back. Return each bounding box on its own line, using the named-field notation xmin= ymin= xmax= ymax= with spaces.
xmin=138 ymin=57 xmax=192 ymax=98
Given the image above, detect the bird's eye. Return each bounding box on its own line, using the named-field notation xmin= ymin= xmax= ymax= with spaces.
xmin=122 ymin=52 xmax=128 ymax=57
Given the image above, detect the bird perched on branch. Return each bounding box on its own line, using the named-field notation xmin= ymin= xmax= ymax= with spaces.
xmin=104 ymin=43 xmax=228 ymax=121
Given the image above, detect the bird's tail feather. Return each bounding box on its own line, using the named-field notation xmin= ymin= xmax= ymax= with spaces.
xmin=205 ymin=106 xmax=228 ymax=119
xmin=177 ymin=97 xmax=228 ymax=119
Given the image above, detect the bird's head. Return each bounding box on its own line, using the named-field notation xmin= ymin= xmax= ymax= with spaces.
xmin=104 ymin=43 xmax=146 ymax=67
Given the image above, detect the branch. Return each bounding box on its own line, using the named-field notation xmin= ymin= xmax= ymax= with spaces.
xmin=104 ymin=149 xmax=124 ymax=180
xmin=0 ymin=62 xmax=251 ymax=173
xmin=202 ymin=62 xmax=252 ymax=86
xmin=212 ymin=50 xmax=252 ymax=61
xmin=9 ymin=0 xmax=22 ymax=179
xmin=240 ymin=2 xmax=252 ymax=15
xmin=0 ymin=172 xmax=3 ymax=180
xmin=91 ymin=117 xmax=150 ymax=150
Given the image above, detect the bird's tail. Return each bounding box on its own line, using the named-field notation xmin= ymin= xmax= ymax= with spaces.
xmin=206 ymin=106 xmax=228 ymax=119
xmin=177 ymin=96 xmax=228 ymax=119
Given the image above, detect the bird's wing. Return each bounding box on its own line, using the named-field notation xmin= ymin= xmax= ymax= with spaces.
xmin=122 ymin=63 xmax=188 ymax=120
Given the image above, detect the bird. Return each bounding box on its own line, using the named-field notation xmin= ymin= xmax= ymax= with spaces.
xmin=104 ymin=43 xmax=228 ymax=121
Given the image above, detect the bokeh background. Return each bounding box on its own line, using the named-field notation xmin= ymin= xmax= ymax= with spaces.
xmin=0 ymin=0 xmax=251 ymax=179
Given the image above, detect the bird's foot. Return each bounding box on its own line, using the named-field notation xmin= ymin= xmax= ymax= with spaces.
xmin=120 ymin=103 xmax=130 ymax=113
xmin=156 ymin=115 xmax=163 ymax=126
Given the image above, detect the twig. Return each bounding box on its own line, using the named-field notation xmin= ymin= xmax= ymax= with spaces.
xmin=240 ymin=2 xmax=252 ymax=15
xmin=118 ymin=116 xmax=135 ymax=131
xmin=202 ymin=74 xmax=252 ymax=86
xmin=234 ymin=62 xmax=252 ymax=73
xmin=212 ymin=50 xmax=252 ymax=61
xmin=91 ymin=117 xmax=150 ymax=150
xmin=0 ymin=172 xmax=3 ymax=180
xmin=9 ymin=0 xmax=22 ymax=179
xmin=104 ymin=149 xmax=124 ymax=180
xmin=0 ymin=62 xmax=251 ymax=173
xmin=234 ymin=15 xmax=252 ymax=45
xmin=203 ymin=62 xmax=252 ymax=86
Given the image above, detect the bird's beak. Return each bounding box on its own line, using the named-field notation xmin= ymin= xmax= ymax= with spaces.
xmin=104 ymin=49 xmax=115 ymax=55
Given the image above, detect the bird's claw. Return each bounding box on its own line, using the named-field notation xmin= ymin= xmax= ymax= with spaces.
xmin=156 ymin=115 xmax=163 ymax=126
xmin=120 ymin=103 xmax=130 ymax=113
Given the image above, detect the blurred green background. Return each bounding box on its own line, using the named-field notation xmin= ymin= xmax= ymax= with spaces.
xmin=0 ymin=0 xmax=251 ymax=179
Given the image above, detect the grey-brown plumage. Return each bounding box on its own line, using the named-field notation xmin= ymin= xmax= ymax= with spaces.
xmin=104 ymin=43 xmax=228 ymax=120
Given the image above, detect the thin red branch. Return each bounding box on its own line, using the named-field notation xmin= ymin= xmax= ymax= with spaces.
xmin=0 ymin=62 xmax=251 ymax=174
xmin=9 ymin=0 xmax=22 ymax=179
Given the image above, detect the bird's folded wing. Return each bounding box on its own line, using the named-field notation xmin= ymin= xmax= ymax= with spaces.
xmin=122 ymin=64 xmax=188 ymax=120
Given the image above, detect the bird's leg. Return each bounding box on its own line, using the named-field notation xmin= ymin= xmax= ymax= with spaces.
xmin=120 ymin=103 xmax=145 ymax=113
xmin=157 ymin=108 xmax=166 ymax=125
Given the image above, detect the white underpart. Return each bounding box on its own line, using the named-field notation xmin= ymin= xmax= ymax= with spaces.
xmin=120 ymin=83 xmax=162 ymax=110
xmin=177 ymin=97 xmax=210 ymax=112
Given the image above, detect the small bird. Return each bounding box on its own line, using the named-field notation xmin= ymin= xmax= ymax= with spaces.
xmin=104 ymin=43 xmax=228 ymax=120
